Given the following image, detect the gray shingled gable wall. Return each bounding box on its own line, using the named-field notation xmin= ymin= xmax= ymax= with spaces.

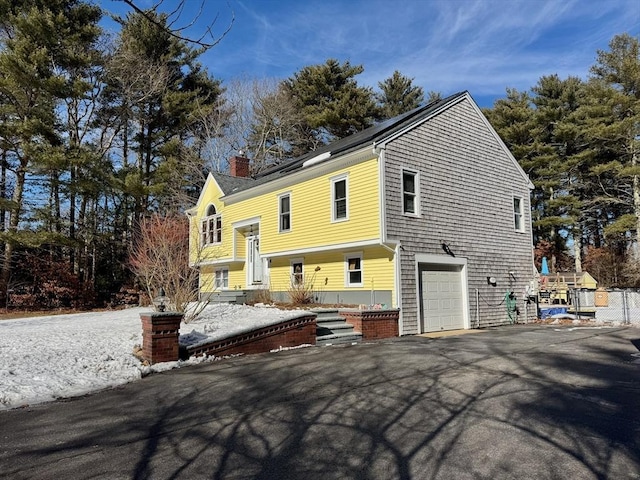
xmin=383 ymin=96 xmax=533 ymax=333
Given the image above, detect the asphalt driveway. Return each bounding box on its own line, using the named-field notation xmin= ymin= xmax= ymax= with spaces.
xmin=1 ymin=324 xmax=640 ymax=479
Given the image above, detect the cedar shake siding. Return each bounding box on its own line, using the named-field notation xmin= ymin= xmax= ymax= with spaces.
xmin=383 ymin=96 xmax=533 ymax=333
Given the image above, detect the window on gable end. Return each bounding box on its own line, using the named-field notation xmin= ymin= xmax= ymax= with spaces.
xmin=201 ymin=204 xmax=222 ymax=245
xmin=513 ymin=197 xmax=524 ymax=232
xmin=279 ymin=193 xmax=291 ymax=232
xmin=402 ymin=169 xmax=419 ymax=215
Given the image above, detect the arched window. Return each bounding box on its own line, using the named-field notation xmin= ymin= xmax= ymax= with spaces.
xmin=201 ymin=204 xmax=222 ymax=245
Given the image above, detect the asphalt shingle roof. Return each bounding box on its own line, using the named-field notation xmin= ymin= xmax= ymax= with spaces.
xmin=212 ymin=91 xmax=467 ymax=196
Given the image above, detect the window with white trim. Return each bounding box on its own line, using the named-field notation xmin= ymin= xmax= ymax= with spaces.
xmin=279 ymin=193 xmax=291 ymax=232
xmin=402 ymin=169 xmax=419 ymax=215
xmin=291 ymin=259 xmax=303 ymax=286
xmin=331 ymin=175 xmax=348 ymax=221
xmin=201 ymin=204 xmax=222 ymax=245
xmin=513 ymin=197 xmax=524 ymax=232
xmin=214 ymin=268 xmax=229 ymax=289
xmin=345 ymin=253 xmax=363 ymax=287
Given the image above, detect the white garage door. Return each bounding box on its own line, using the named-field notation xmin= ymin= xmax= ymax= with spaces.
xmin=421 ymin=266 xmax=464 ymax=332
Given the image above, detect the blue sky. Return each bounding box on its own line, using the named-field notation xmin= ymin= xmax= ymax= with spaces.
xmin=102 ymin=0 xmax=639 ymax=107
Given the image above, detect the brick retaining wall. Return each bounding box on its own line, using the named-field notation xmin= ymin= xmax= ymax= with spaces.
xmin=339 ymin=309 xmax=400 ymax=340
xmin=183 ymin=314 xmax=317 ymax=359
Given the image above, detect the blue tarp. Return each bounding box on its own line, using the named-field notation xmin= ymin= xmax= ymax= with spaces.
xmin=540 ymin=307 xmax=568 ymax=319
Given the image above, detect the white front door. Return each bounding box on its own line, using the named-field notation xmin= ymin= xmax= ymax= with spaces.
xmin=248 ymin=235 xmax=263 ymax=284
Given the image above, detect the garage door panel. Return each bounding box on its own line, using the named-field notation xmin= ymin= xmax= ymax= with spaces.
xmin=421 ymin=265 xmax=465 ymax=333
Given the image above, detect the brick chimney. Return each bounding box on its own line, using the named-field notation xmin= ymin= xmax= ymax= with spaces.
xmin=229 ymin=156 xmax=250 ymax=178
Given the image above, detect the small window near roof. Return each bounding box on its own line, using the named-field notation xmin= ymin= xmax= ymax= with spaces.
xmin=279 ymin=193 xmax=291 ymax=232
xmin=332 ymin=175 xmax=348 ymax=222
xmin=402 ymin=169 xmax=418 ymax=215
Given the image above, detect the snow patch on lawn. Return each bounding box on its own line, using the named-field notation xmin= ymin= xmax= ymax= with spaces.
xmin=0 ymin=303 xmax=304 ymax=411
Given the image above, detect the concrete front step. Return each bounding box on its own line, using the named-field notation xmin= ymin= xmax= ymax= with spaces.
xmin=312 ymin=308 xmax=362 ymax=346
xmin=316 ymin=332 xmax=362 ymax=346
xmin=317 ymin=321 xmax=355 ymax=331
xmin=203 ymin=290 xmax=248 ymax=304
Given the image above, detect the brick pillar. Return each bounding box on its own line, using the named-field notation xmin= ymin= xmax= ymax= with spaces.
xmin=140 ymin=312 xmax=183 ymax=364
xmin=339 ymin=309 xmax=400 ymax=340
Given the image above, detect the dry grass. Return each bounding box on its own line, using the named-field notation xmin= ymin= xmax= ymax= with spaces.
xmin=0 ymin=306 xmax=128 ymax=322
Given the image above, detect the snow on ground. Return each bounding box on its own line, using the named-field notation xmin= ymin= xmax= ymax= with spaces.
xmin=0 ymin=304 xmax=303 ymax=411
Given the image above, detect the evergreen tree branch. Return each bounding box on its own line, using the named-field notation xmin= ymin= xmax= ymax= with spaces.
xmin=117 ymin=0 xmax=234 ymax=50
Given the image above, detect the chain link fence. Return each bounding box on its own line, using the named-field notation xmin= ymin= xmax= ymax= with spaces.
xmin=558 ymin=288 xmax=640 ymax=325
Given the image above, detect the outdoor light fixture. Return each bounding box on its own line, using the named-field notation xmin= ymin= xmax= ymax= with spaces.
xmin=154 ymin=287 xmax=169 ymax=312
xmin=487 ymin=276 xmax=497 ymax=286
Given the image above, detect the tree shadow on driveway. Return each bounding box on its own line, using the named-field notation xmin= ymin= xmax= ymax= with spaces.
xmin=1 ymin=326 xmax=639 ymax=479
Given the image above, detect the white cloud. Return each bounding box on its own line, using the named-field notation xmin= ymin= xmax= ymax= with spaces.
xmin=174 ymin=0 xmax=639 ymax=104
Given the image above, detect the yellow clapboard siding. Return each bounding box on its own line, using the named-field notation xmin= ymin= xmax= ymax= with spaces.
xmin=234 ymin=230 xmax=246 ymax=259
xmin=228 ymin=264 xmax=245 ymax=290
xmin=199 ymin=264 xmax=247 ymax=291
xmin=199 ymin=265 xmax=215 ymax=292
xmin=267 ymin=247 xmax=395 ymax=296
xmin=222 ymin=157 xmax=381 ymax=255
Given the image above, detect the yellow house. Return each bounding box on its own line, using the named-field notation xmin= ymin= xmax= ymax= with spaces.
xmin=187 ymin=148 xmax=394 ymax=307
xmin=188 ymin=92 xmax=535 ymax=334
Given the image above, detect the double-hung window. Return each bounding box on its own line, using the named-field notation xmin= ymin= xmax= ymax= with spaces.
xmin=331 ymin=175 xmax=348 ymax=222
xmin=279 ymin=193 xmax=291 ymax=232
xmin=201 ymin=205 xmax=222 ymax=245
xmin=402 ymin=169 xmax=419 ymax=215
xmin=345 ymin=253 xmax=363 ymax=287
xmin=214 ymin=268 xmax=229 ymax=289
xmin=513 ymin=197 xmax=524 ymax=232
xmin=291 ymin=259 xmax=304 ymax=286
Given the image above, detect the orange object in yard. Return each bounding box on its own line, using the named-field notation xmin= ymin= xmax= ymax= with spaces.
xmin=594 ymin=288 xmax=608 ymax=307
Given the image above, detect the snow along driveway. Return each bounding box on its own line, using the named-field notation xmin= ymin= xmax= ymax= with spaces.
xmin=0 ymin=304 xmax=303 ymax=411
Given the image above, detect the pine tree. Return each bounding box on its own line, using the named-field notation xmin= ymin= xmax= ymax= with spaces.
xmin=105 ymin=10 xmax=222 ymax=218
xmin=0 ymin=0 xmax=65 ymax=290
xmin=581 ymin=33 xmax=640 ymax=256
xmin=376 ymin=70 xmax=424 ymax=119
xmin=284 ymin=59 xmax=378 ymax=153
xmin=531 ymin=74 xmax=587 ymax=272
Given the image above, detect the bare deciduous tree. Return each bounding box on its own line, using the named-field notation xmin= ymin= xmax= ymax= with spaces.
xmin=129 ymin=214 xmax=215 ymax=321
xmin=192 ymin=77 xmax=306 ymax=175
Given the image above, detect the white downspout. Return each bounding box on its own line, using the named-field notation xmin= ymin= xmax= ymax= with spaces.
xmin=395 ymin=242 xmax=403 ymax=335
xmin=476 ymin=288 xmax=480 ymax=328
xmin=376 ymin=142 xmax=403 ymax=333
xmin=376 ymin=143 xmax=387 ymax=244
